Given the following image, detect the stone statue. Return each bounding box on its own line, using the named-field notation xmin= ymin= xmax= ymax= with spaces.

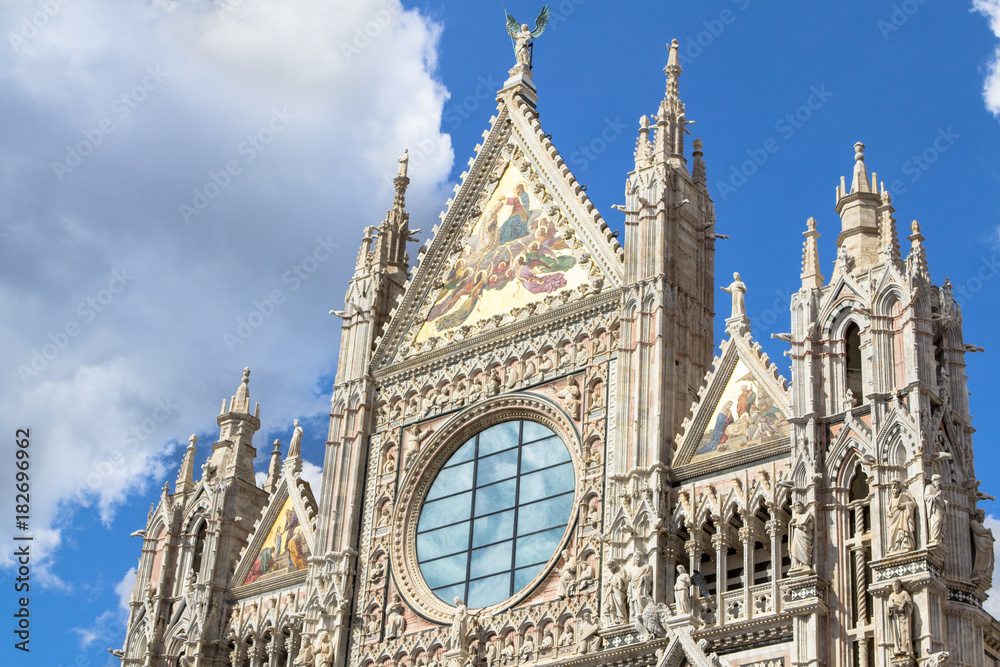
xmin=540 ymin=629 xmax=554 ymax=651
xmin=505 ymin=6 xmax=551 ymax=70
xmin=519 ymin=634 xmax=535 ymax=660
xmin=603 ymin=562 xmax=628 ymax=625
xmin=924 ymin=474 xmax=946 ymax=545
xmin=398 ymin=149 xmax=409 ymax=177
xmin=886 ymin=580 xmax=913 ymax=656
xmin=557 ymin=549 xmax=577 ymax=598
xmin=294 ymin=635 xmax=315 ymax=667
xmin=789 ymin=501 xmax=814 ymax=573
xmin=500 ymin=638 xmax=516 ymax=665
xmin=560 ymin=380 xmax=581 ymax=420
xmin=449 ymin=598 xmax=469 ymax=651
xmin=288 ymin=419 xmax=304 ymax=460
xmin=386 ymin=593 xmax=406 ymax=639
xmin=627 ymin=553 xmax=652 ymax=617
xmin=575 ymin=610 xmax=601 ymax=655
xmin=483 ymin=641 xmax=497 ymax=667
xmin=971 ymin=508 xmax=995 ymax=586
xmin=674 ymin=565 xmax=693 ymax=614
xmin=310 ymin=631 xmax=334 ymax=667
xmin=721 ymin=272 xmax=747 ymax=319
xmin=887 ymin=481 xmax=917 ymax=553
xmin=558 ymin=625 xmax=574 ymax=647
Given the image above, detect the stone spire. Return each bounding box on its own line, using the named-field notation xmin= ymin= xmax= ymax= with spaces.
xmin=263 ymin=439 xmax=282 ymax=493
xmin=373 ymin=150 xmax=413 ymax=273
xmin=691 ymin=138 xmax=707 ymax=187
xmin=907 ymin=219 xmax=929 ymax=279
xmin=634 ymin=115 xmax=652 ymax=166
xmin=226 ymin=367 xmax=257 ymax=416
xmin=878 ymin=188 xmax=901 ymax=263
xmin=654 ymin=38 xmax=688 ymax=167
xmin=801 ymin=217 xmax=825 ymax=290
xmin=211 ymin=368 xmax=261 ymax=484
xmin=175 ymin=434 xmax=198 ymax=495
xmin=835 ymin=142 xmax=882 ymax=273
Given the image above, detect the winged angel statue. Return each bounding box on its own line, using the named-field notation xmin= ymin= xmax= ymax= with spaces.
xmin=506 ymin=5 xmax=551 ymax=69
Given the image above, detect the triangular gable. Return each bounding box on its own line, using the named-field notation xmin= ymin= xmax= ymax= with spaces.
xmin=232 ymin=469 xmax=317 ymax=591
xmin=673 ymin=329 xmax=792 ymax=474
xmin=372 ymin=82 xmax=624 ymax=367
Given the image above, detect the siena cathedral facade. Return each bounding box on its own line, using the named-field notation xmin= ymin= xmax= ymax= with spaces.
xmin=117 ymin=29 xmax=1000 ymax=667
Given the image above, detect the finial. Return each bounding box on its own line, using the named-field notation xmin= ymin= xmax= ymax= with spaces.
xmin=854 ymin=142 xmax=865 ymax=163
xmin=188 ymin=434 xmax=198 ymax=450
xmin=640 ymin=115 xmax=649 ymax=130
xmin=664 ymin=38 xmax=682 ymax=101
xmin=848 ymin=141 xmax=872 ymax=194
xmin=801 ymin=217 xmax=824 ymax=290
xmin=242 ymin=367 xmax=250 ymax=384
xmin=272 ymin=438 xmax=282 ymax=453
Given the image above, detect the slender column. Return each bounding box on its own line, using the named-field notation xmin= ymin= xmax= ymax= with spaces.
xmin=266 ymin=634 xmax=285 ymax=667
xmin=712 ymin=531 xmax=727 ymax=625
xmin=767 ymin=517 xmax=782 ymax=611
xmin=851 ymin=502 xmax=869 ymax=667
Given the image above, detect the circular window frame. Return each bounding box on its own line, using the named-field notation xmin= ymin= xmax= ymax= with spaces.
xmin=388 ymin=393 xmax=582 ymax=622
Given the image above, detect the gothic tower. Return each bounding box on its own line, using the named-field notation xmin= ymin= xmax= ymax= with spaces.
xmin=614 ymin=37 xmax=717 ymax=603
xmin=788 ymin=143 xmax=989 ymax=667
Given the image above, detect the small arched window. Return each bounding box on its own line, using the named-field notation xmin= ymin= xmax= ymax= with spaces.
xmin=844 ymin=322 xmax=863 ymax=405
xmin=192 ymin=522 xmax=208 ymax=578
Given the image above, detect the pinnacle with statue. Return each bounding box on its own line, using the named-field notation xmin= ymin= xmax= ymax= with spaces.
xmin=505 ymin=5 xmax=550 ymax=77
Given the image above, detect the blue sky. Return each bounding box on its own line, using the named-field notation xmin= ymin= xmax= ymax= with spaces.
xmin=1 ymin=1 xmax=998 ymax=664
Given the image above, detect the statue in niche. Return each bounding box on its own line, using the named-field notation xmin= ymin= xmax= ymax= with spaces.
xmin=721 ymin=272 xmax=747 ymax=319
xmin=886 ymin=480 xmax=917 ymax=553
xmin=886 ymin=580 xmax=913 ymax=657
xmin=560 ymin=380 xmax=582 ymax=420
xmin=577 ymin=557 xmax=594 ymax=589
xmin=309 ymin=631 xmax=334 ymax=667
xmin=370 ymin=558 xmax=385 ymax=584
xmin=924 ymin=474 xmax=947 ymax=545
xmin=293 ymin=634 xmax=315 ymax=667
xmin=788 ymin=501 xmax=815 ymax=573
xmin=558 ymin=625 xmax=574 ymax=647
xmin=540 ymin=629 xmax=554 ymax=651
xmin=557 ymin=549 xmax=577 ymax=598
xmin=589 ymin=382 xmax=605 ymax=410
xmin=575 ymin=610 xmax=601 ymax=655
xmin=483 ymin=641 xmax=497 ymax=667
xmin=603 ymin=562 xmax=628 ymax=625
xmin=500 ymin=638 xmax=516 ymax=665
xmin=519 ymin=634 xmax=535 ymax=660
xmin=971 ymin=508 xmax=996 ymax=586
xmin=449 ymin=598 xmax=470 ymax=651
xmin=385 ymin=593 xmax=406 ymax=639
xmin=674 ymin=565 xmax=693 ymax=614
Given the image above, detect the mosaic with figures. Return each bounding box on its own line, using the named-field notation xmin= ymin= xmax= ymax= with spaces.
xmin=415 ymin=163 xmax=590 ymax=342
xmin=244 ymin=497 xmax=311 ymax=585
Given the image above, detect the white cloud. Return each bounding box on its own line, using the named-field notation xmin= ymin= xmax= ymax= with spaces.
xmin=72 ymin=568 xmax=135 ymax=650
xmin=0 ymin=0 xmax=454 ymax=581
xmin=973 ymin=0 xmax=1000 ymax=116
xmin=300 ymin=459 xmax=323 ymax=488
xmin=983 ymin=515 xmax=1000 ymax=618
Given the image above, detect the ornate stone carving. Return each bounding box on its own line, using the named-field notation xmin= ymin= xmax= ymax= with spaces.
xmin=575 ymin=610 xmax=601 ymax=655
xmin=626 ymin=552 xmax=652 ymax=619
xmin=721 ymin=272 xmax=747 ymax=319
xmin=448 ymin=598 xmax=470 ymax=651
